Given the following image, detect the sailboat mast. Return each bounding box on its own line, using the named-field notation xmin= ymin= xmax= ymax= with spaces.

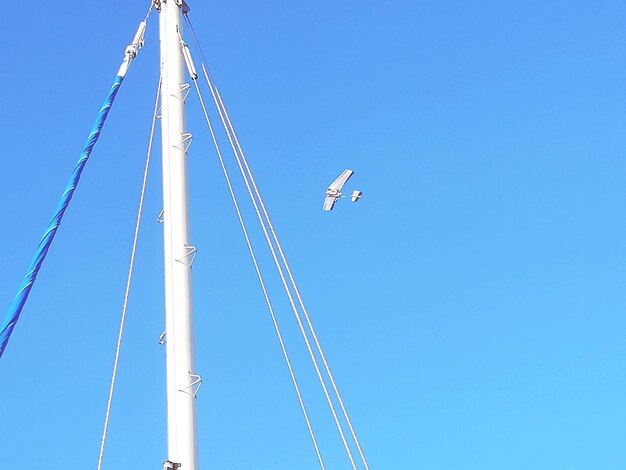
xmin=158 ymin=1 xmax=198 ymax=468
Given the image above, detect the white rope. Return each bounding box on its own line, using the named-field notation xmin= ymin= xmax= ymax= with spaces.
xmin=215 ymin=84 xmax=370 ymax=470
xmin=199 ymin=61 xmax=357 ymax=470
xmin=190 ymin=77 xmax=326 ymax=470
xmin=185 ymin=14 xmax=368 ymax=469
xmin=96 ymin=77 xmax=160 ymax=470
xmin=143 ymin=1 xmax=155 ymax=22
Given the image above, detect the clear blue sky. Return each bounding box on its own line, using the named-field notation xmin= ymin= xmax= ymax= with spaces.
xmin=1 ymin=1 xmax=626 ymax=468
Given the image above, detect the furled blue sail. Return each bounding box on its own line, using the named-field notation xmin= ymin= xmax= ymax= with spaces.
xmin=0 ymin=15 xmax=148 ymax=360
xmin=0 ymin=74 xmax=126 ymax=359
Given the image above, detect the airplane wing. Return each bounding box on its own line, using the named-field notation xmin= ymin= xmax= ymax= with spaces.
xmin=328 ymin=169 xmax=354 ymax=191
xmin=323 ymin=195 xmax=337 ymax=211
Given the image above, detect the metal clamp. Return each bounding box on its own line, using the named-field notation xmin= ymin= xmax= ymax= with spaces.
xmin=163 ymin=461 xmax=181 ymax=470
xmin=175 ymin=244 xmax=197 ymax=267
xmin=179 ymin=372 xmax=203 ymax=398
xmin=172 ymin=82 xmax=191 ymax=102
xmin=173 ymin=132 xmax=193 ymax=153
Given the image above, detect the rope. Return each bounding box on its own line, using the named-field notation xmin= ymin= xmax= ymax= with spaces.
xmin=215 ymin=84 xmax=370 ymax=470
xmin=190 ymin=75 xmax=326 ymax=470
xmin=204 ymin=65 xmax=356 ymax=470
xmin=184 ymin=15 xmax=369 ymax=469
xmin=96 ymin=78 xmax=160 ymax=470
xmin=184 ymin=13 xmax=369 ymax=469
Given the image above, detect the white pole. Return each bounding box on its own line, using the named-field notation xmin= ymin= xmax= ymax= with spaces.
xmin=159 ymin=1 xmax=198 ymax=468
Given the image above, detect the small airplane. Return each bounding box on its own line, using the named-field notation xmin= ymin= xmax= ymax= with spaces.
xmin=323 ymin=169 xmax=362 ymax=211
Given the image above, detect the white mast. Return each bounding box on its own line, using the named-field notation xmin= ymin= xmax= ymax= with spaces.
xmin=158 ymin=1 xmax=199 ymax=469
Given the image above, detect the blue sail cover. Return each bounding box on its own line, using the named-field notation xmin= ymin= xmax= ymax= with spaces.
xmin=0 ymin=74 xmax=125 ymax=359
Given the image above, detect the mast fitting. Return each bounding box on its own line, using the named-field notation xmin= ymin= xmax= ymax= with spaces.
xmin=117 ymin=20 xmax=147 ymax=77
xmin=175 ymin=245 xmax=197 ymax=267
xmin=125 ymin=21 xmax=147 ymax=59
xmin=173 ymin=132 xmax=193 ymax=152
xmin=179 ymin=372 xmax=203 ymax=398
xmin=181 ymin=42 xmax=198 ymax=80
xmin=173 ymin=83 xmax=191 ymax=102
xmin=174 ymin=0 xmax=191 ymax=12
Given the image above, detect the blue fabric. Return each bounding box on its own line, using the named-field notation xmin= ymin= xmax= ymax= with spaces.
xmin=0 ymin=74 xmax=125 ymax=359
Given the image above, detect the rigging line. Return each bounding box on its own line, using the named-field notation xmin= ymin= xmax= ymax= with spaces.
xmin=97 ymin=77 xmax=161 ymax=470
xmin=214 ymin=85 xmax=371 ymax=470
xmin=144 ymin=1 xmax=154 ymax=21
xmin=182 ymin=20 xmax=350 ymax=431
xmin=181 ymin=19 xmax=353 ymax=464
xmin=197 ymin=62 xmax=357 ymax=470
xmin=184 ymin=14 xmax=360 ymax=463
xmin=184 ymin=14 xmax=365 ymax=468
xmin=190 ymin=77 xmax=325 ymax=470
xmin=187 ymin=15 xmax=370 ymax=461
xmin=188 ymin=8 xmax=369 ymax=461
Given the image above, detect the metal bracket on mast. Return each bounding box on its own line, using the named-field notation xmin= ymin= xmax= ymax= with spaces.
xmin=125 ymin=21 xmax=147 ymax=59
xmin=172 ymin=83 xmax=191 ymax=102
xmin=163 ymin=461 xmax=181 ymax=470
xmin=153 ymin=1 xmax=189 ymax=13
xmin=180 ymin=39 xmax=198 ymax=81
xmin=159 ymin=331 xmax=167 ymax=344
xmin=175 ymin=244 xmax=197 ymax=267
xmin=157 ymin=209 xmax=165 ymax=223
xmin=179 ymin=372 xmax=203 ymax=398
xmin=173 ymin=132 xmax=193 ymax=153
